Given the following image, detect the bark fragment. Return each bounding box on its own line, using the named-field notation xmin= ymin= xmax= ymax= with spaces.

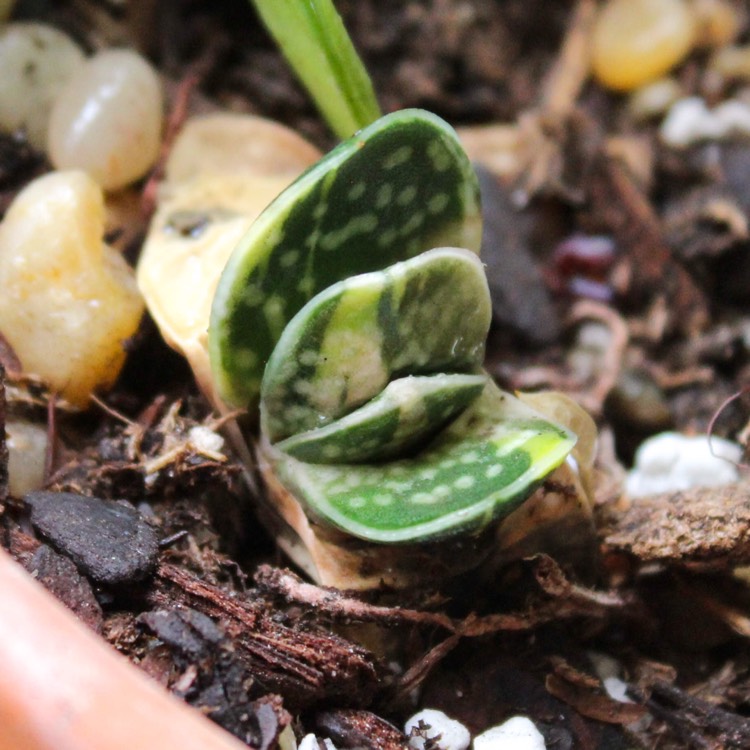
xmin=599 ymin=480 xmax=750 ymax=568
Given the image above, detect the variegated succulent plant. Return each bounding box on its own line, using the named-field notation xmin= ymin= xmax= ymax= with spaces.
xmin=207 ymin=109 xmax=578 ymax=554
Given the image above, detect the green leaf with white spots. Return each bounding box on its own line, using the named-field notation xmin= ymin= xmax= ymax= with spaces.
xmin=209 ymin=109 xmax=482 ymax=410
xmin=260 ymin=248 xmax=491 ymax=442
xmin=275 ymin=373 xmax=488 ymax=464
xmin=263 ymin=382 xmax=577 ymax=544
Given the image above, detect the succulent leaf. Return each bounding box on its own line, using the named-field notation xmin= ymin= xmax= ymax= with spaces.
xmin=209 ymin=109 xmax=482 ymax=410
xmin=275 ymin=372 xmax=488 ymax=464
xmin=261 ymin=247 xmax=491 ymax=442
xmin=263 ymin=382 xmax=577 ymax=544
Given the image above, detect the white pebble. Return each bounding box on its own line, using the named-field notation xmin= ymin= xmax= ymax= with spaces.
xmin=661 ymin=95 xmax=750 ymax=147
xmin=187 ymin=425 xmax=225 ymax=455
xmin=626 ymin=431 xmax=741 ymax=497
xmin=660 ymin=97 xmax=713 ymax=147
xmin=473 ymin=717 xmax=546 ymax=750
xmin=603 ymin=676 xmax=631 ymax=703
xmin=48 ymin=48 xmax=163 ymax=190
xmin=298 ymin=735 xmax=336 ymax=750
xmin=6 ymin=420 xmax=48 ymax=497
xmin=405 ymin=709 xmax=470 ymax=750
xmin=0 ymin=22 xmax=84 ymax=149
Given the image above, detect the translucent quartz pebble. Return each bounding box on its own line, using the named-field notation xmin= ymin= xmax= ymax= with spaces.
xmin=626 ymin=431 xmax=741 ymax=497
xmin=48 ymin=49 xmax=163 ymax=190
xmin=6 ymin=420 xmax=47 ymax=498
xmin=591 ymin=0 xmax=696 ymax=92
xmin=0 ymin=171 xmax=144 ymax=406
xmin=0 ymin=22 xmax=84 ymax=149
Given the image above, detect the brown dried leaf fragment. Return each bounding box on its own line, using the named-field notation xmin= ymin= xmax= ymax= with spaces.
xmin=600 ymin=480 xmax=750 ymax=568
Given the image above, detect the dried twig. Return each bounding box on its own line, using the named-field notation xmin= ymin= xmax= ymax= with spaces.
xmin=255 ymin=557 xmax=626 ymax=637
xmin=567 ymin=299 xmax=629 ymax=415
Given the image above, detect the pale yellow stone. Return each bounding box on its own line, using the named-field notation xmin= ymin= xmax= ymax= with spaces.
xmin=691 ymin=0 xmax=743 ymax=48
xmin=0 ymin=23 xmax=84 ymax=149
xmin=628 ymin=77 xmax=683 ymax=121
xmin=48 ymin=49 xmax=163 ymax=190
xmin=0 ymin=171 xmax=144 ymax=406
xmin=6 ymin=420 xmax=47 ymax=497
xmin=457 ymin=123 xmax=526 ymax=182
xmin=137 ymin=114 xmax=321 ymax=407
xmin=165 ymin=112 xmax=321 ymax=184
xmin=710 ymin=44 xmax=750 ymax=81
xmin=592 ymin=0 xmax=697 ymax=92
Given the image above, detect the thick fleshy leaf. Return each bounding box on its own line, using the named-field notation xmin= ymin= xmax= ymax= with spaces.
xmin=261 ymin=247 xmax=491 ymax=442
xmin=209 ymin=108 xmax=482 ymax=409
xmin=263 ymin=383 xmax=577 ymax=544
xmin=275 ymin=373 xmax=488 ymax=464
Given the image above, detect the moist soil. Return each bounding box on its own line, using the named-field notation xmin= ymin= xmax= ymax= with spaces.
xmin=4 ymin=1 xmax=750 ymax=748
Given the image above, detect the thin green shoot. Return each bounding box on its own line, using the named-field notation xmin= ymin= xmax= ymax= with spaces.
xmin=250 ymin=0 xmax=382 ymax=139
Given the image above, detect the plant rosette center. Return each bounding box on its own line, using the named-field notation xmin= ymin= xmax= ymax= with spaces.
xmin=207 ymin=108 xmax=579 ymax=551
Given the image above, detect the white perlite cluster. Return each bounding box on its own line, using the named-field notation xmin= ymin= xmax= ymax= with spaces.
xmin=661 ymin=96 xmax=750 ymax=148
xmin=405 ymin=709 xmax=471 ymax=750
xmin=626 ymin=432 xmax=742 ymax=498
xmin=588 ymin=652 xmax=633 ymax=705
xmin=473 ymin=717 xmax=546 ymax=750
xmin=297 ymin=734 xmax=337 ymax=750
xmin=403 ymin=710 xmax=546 ymax=750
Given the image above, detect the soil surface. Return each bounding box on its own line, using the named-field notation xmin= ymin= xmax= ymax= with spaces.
xmin=4 ymin=1 xmax=750 ymax=748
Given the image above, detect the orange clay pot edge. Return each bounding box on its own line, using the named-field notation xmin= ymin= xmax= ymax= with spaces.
xmin=0 ymin=547 xmax=248 ymax=750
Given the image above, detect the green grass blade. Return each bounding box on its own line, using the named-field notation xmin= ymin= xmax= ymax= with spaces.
xmin=250 ymin=0 xmax=381 ymax=138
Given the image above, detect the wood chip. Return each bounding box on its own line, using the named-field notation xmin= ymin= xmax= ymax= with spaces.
xmin=600 ymin=479 xmax=750 ymax=567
